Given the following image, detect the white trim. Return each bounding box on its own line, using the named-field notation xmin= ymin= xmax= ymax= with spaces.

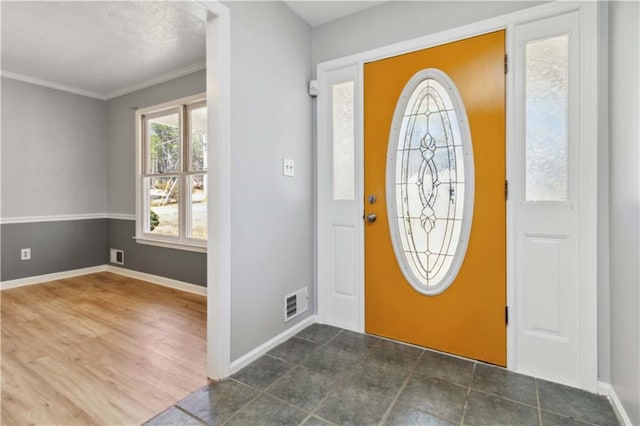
xmin=2 ymin=62 xmax=206 ymax=101
xmin=229 ymin=315 xmax=317 ymax=374
xmin=106 ymin=265 xmax=207 ymax=296
xmin=104 ymin=62 xmax=206 ymax=100
xmin=0 ymin=213 xmax=138 ymax=224
xmin=0 ymin=264 xmax=207 ymax=296
xmin=0 ymin=213 xmax=107 ymax=224
xmin=1 ymin=70 xmax=106 ymax=100
xmin=134 ymin=92 xmax=208 ymax=252
xmin=1 ymin=265 xmax=108 ymax=290
xmin=107 ymin=213 xmax=136 ymax=221
xmin=135 ymin=92 xmax=206 ymax=116
xmin=505 ymin=19 xmax=517 ymax=372
xmin=315 ymin=0 xmax=598 ymax=390
xmin=597 ymin=382 xmax=633 ymax=426
xmin=576 ymin=2 xmax=600 ymax=393
xmin=316 ymin=2 xmax=585 ymax=74
xmin=201 ymin=0 xmax=232 ymax=381
xmin=133 ymin=236 xmax=207 ymax=253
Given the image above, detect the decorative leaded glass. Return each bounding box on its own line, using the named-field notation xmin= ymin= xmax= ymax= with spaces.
xmin=387 ymin=69 xmax=474 ymax=295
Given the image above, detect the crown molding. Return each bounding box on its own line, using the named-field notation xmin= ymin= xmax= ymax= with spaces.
xmin=1 ymin=70 xmax=106 ymax=100
xmin=1 ymin=61 xmax=206 ymax=101
xmin=103 ymin=61 xmax=206 ymax=100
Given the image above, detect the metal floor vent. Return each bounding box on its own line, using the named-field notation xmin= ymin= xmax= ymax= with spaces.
xmin=284 ymin=287 xmax=308 ymax=322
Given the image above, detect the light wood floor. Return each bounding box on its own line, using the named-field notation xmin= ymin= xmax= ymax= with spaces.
xmin=1 ymin=272 xmax=207 ymax=426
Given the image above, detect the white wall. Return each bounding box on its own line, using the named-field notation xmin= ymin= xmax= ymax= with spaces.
xmin=609 ymin=1 xmax=640 ymax=424
xmin=312 ymin=1 xmax=544 ymax=66
xmin=1 ymin=77 xmax=107 ymax=217
xmin=223 ymin=1 xmax=313 ymax=360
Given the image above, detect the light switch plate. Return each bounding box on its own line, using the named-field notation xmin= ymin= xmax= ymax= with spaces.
xmin=283 ymin=158 xmax=295 ymax=177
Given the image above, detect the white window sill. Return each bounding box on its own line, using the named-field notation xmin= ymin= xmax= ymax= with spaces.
xmin=133 ymin=236 xmax=207 ymax=253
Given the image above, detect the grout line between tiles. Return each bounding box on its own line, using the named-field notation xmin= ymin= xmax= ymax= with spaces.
xmin=535 ymin=379 xmax=542 ymax=426
xmin=538 ymin=407 xmax=603 ymax=426
xmin=306 ymin=333 xmax=379 ymax=420
xmin=218 ymin=379 xmax=263 ymax=426
xmin=377 ymin=349 xmax=425 ymax=426
xmin=467 ymin=387 xmax=541 ymax=410
xmin=459 ymin=362 xmax=477 ymax=426
xmin=173 ymin=405 xmax=210 ymax=426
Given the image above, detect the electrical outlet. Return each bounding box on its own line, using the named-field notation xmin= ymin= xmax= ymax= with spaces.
xmin=20 ymin=248 xmax=31 ymax=261
xmin=283 ymin=158 xmax=295 ymax=177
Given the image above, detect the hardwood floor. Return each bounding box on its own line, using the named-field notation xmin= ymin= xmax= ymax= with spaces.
xmin=1 ymin=272 xmax=207 ymax=425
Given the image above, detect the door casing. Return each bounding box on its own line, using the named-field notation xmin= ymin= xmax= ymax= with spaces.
xmin=316 ymin=1 xmax=600 ymax=391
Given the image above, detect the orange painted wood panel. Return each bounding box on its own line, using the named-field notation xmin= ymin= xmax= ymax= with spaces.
xmin=364 ymin=30 xmax=506 ymax=366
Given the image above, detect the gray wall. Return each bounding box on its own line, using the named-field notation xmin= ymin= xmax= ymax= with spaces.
xmin=609 ymin=1 xmax=640 ymax=424
xmin=1 ymin=220 xmax=107 ymax=281
xmin=106 ymin=70 xmax=206 ymax=215
xmin=311 ymin=1 xmax=544 ymax=66
xmin=1 ymin=78 xmax=108 ymax=280
xmin=108 ymin=219 xmax=206 ymax=286
xmin=224 ymin=1 xmax=313 ymax=360
xmin=1 ymin=71 xmax=208 ymax=283
xmin=104 ymin=71 xmax=207 ymax=285
xmin=1 ymin=77 xmax=107 ymax=217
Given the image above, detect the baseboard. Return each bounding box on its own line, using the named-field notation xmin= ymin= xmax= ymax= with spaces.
xmin=1 ymin=264 xmax=207 ymax=297
xmin=229 ymin=315 xmax=317 ymax=374
xmin=598 ymin=381 xmax=633 ymax=425
xmin=105 ymin=265 xmax=207 ymax=296
xmin=0 ymin=265 xmax=108 ymax=290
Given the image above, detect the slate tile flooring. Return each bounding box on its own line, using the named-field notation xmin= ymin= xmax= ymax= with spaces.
xmin=146 ymin=324 xmax=619 ymax=426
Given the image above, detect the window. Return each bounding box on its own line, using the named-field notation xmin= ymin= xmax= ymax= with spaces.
xmin=332 ymin=81 xmax=355 ymax=200
xmin=525 ymin=35 xmax=569 ymax=201
xmin=136 ymin=94 xmax=207 ymax=251
xmin=387 ymin=69 xmax=474 ymax=295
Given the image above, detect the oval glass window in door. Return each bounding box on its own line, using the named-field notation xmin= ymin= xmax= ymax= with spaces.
xmin=386 ymin=69 xmax=474 ymax=295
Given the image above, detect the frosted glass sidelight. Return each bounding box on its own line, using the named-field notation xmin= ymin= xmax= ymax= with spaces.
xmin=525 ymin=35 xmax=569 ymax=201
xmin=332 ymin=81 xmax=355 ymax=200
xmin=387 ymin=69 xmax=474 ymax=295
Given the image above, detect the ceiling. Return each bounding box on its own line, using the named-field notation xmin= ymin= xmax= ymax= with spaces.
xmin=1 ymin=1 xmax=206 ymax=100
xmin=284 ymin=1 xmax=385 ymax=27
xmin=0 ymin=1 xmax=385 ymax=100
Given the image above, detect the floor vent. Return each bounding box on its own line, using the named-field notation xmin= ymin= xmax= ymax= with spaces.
xmin=284 ymin=287 xmax=308 ymax=322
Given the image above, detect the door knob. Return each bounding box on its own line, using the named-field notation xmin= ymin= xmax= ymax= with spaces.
xmin=366 ymin=213 xmax=377 ymax=223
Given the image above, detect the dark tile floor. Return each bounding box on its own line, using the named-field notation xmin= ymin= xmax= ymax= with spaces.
xmin=146 ymin=324 xmax=619 ymax=426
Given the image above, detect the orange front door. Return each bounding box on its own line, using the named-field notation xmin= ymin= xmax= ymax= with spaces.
xmin=364 ymin=31 xmax=506 ymax=366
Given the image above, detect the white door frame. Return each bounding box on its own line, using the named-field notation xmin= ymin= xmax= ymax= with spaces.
xmin=316 ymin=1 xmax=599 ymax=391
xmin=184 ymin=0 xmax=232 ymax=380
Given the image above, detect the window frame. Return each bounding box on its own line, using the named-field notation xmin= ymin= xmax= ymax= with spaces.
xmin=135 ymin=93 xmax=207 ymax=252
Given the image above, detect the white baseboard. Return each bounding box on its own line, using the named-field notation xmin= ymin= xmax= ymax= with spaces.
xmin=0 ymin=265 xmax=108 ymax=290
xmin=229 ymin=315 xmax=317 ymax=374
xmin=598 ymin=381 xmax=633 ymax=425
xmin=1 ymin=264 xmax=206 ymax=297
xmin=105 ymin=265 xmax=207 ymax=296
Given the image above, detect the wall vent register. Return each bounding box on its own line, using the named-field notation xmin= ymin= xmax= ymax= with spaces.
xmin=386 ymin=69 xmax=474 ymax=296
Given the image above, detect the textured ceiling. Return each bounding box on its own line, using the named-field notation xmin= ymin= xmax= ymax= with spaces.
xmin=1 ymin=1 xmax=206 ymax=99
xmin=284 ymin=1 xmax=385 ymax=27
